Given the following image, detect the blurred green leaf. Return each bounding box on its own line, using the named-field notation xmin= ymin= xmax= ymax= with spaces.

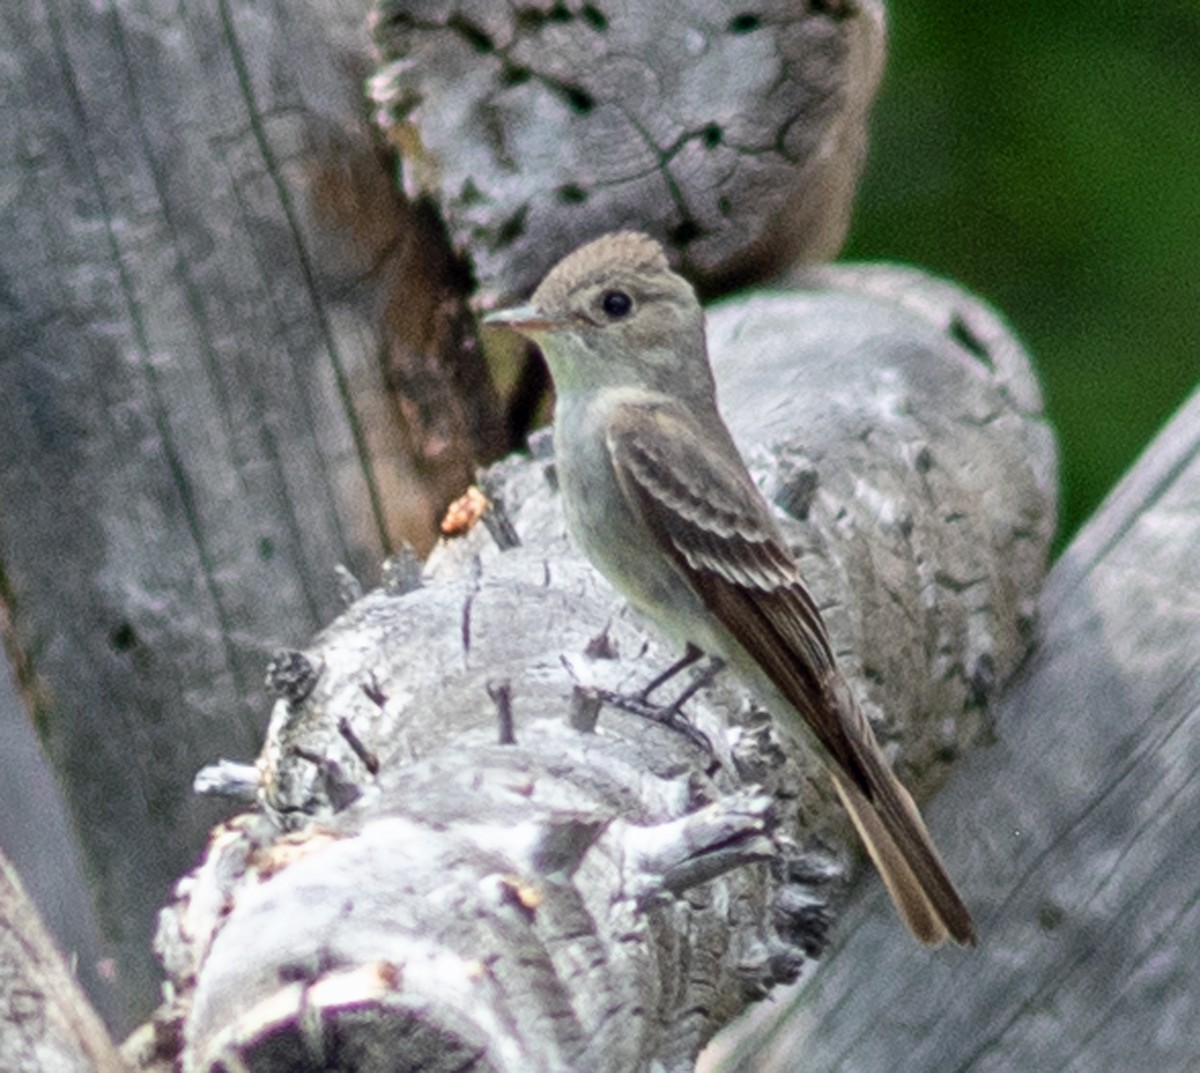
xmin=846 ymin=3 xmax=1200 ymax=553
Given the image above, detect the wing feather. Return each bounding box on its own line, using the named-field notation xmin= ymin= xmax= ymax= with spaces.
xmin=605 ymin=402 xmax=860 ymax=774
xmin=605 ymin=400 xmax=976 ymax=946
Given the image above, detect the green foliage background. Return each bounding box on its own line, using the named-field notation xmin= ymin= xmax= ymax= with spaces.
xmin=845 ymin=3 xmax=1200 ymax=552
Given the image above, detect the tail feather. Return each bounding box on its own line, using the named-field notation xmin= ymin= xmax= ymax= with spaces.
xmin=831 ymin=768 xmax=976 ymax=947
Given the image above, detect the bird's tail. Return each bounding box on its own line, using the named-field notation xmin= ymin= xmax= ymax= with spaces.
xmin=831 ymin=766 xmax=977 ymax=947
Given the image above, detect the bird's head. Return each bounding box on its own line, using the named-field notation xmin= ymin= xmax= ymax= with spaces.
xmin=485 ymin=232 xmax=710 ymax=397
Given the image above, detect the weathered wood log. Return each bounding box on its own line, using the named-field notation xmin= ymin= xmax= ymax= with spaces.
xmin=0 ymin=647 xmax=120 ymax=1029
xmin=369 ymin=0 xmax=886 ymax=302
xmin=0 ymin=0 xmax=508 ymax=1027
xmin=149 ymin=267 xmax=1054 ymax=1072
xmin=710 ymin=388 xmax=1200 ymax=1070
xmin=0 ymin=849 xmax=128 ymax=1073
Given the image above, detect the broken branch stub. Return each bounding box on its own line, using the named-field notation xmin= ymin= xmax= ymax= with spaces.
xmin=155 ymin=268 xmax=1055 ymax=1072
xmin=368 ymin=0 xmax=886 ymax=301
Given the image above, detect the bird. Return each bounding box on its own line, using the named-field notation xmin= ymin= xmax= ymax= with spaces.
xmin=485 ymin=231 xmax=976 ymax=947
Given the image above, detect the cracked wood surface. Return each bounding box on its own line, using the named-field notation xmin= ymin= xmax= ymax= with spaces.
xmin=370 ymin=0 xmax=886 ymax=302
xmin=713 ymin=396 xmax=1200 ymax=1070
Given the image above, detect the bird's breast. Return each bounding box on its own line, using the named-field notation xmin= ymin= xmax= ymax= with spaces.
xmin=552 ymin=392 xmax=708 ymax=644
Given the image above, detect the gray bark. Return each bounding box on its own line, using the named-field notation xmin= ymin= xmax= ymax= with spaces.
xmin=0 ymin=0 xmax=504 ymax=1029
xmin=710 ymin=391 xmax=1200 ymax=1069
xmin=151 ymin=268 xmax=1054 ymax=1072
xmin=0 ymin=851 xmax=128 ymax=1073
xmin=370 ymin=0 xmax=886 ymax=302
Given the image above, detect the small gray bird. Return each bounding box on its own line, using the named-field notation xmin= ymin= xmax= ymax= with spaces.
xmin=485 ymin=232 xmax=975 ymax=947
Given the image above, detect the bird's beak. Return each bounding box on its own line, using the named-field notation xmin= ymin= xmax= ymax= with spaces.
xmin=483 ymin=304 xmax=562 ymax=336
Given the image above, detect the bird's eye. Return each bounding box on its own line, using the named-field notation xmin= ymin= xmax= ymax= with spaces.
xmin=600 ymin=289 xmax=633 ymax=319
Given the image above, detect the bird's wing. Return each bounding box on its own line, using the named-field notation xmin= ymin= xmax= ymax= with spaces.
xmin=606 ymin=400 xmax=976 ymax=946
xmin=603 ymin=399 xmax=869 ymax=782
